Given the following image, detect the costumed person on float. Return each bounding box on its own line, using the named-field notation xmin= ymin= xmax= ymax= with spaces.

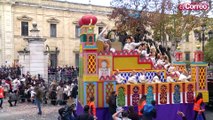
xmin=127 ymin=70 xmax=138 ymax=84
xmin=114 ymin=69 xmax=126 ymax=84
xmin=138 ymin=70 xmax=148 ymax=83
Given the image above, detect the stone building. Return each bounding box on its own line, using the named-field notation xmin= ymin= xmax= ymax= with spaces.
xmin=0 ymin=0 xmax=114 ymax=67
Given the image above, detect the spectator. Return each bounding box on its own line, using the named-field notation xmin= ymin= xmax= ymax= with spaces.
xmin=88 ymin=96 xmax=97 ymax=119
xmin=77 ymin=105 xmax=94 ymax=120
xmin=193 ymin=93 xmax=206 ymax=120
xmin=1 ymin=80 xmax=10 ymax=98
xmin=141 ymin=100 xmax=157 ymax=120
xmin=128 ymin=106 xmax=139 ymax=120
xmin=8 ymin=90 xmax=18 ymax=107
xmin=112 ymin=109 xmax=131 ymax=120
xmin=58 ymin=104 xmax=77 ymax=120
xmin=177 ymin=111 xmax=187 ymax=120
xmin=34 ymin=86 xmax=43 ymax=115
xmin=57 ymin=84 xmax=64 ymax=105
xmin=0 ymin=85 xmax=4 ymax=109
xmin=138 ymin=95 xmax=147 ymax=120
xmin=108 ymin=91 xmax=117 ymax=118
xmin=71 ymin=83 xmax=78 ymax=110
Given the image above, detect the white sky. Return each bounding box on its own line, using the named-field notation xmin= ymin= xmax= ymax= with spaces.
xmin=58 ymin=0 xmax=112 ymax=6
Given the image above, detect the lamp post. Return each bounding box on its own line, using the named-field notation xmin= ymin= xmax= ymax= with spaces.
xmin=201 ymin=23 xmax=206 ymax=52
xmin=46 ymin=45 xmax=50 ymax=85
xmin=55 ymin=47 xmax=58 ymax=70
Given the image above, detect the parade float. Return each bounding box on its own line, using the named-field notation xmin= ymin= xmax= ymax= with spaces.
xmin=77 ymin=14 xmax=208 ymax=120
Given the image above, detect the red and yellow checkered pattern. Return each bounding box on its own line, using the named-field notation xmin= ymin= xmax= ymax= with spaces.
xmin=191 ymin=67 xmax=196 ymax=82
xmin=199 ymin=67 xmax=206 ymax=90
xmin=86 ymin=83 xmax=95 ymax=103
xmin=87 ymin=54 xmax=97 ymax=74
xmin=105 ymin=83 xmax=114 ymax=104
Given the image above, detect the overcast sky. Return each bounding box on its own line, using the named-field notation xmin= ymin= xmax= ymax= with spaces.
xmin=58 ymin=0 xmax=112 ymax=6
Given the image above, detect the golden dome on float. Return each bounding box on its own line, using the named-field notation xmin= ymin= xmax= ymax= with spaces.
xmin=177 ymin=45 xmax=181 ymax=50
xmin=196 ymin=44 xmax=201 ymax=49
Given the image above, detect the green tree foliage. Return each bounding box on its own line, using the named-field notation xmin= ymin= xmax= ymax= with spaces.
xmin=109 ymin=0 xmax=213 ymax=46
xmin=204 ymin=38 xmax=213 ymax=63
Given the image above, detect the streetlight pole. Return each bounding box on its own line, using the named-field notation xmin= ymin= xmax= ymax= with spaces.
xmin=201 ymin=23 xmax=206 ymax=53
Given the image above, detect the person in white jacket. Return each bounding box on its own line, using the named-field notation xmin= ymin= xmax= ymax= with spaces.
xmin=152 ymin=73 xmax=162 ymax=83
xmin=127 ymin=70 xmax=138 ymax=84
xmin=178 ymin=70 xmax=190 ymax=82
xmin=114 ymin=69 xmax=126 ymax=84
xmin=138 ymin=70 xmax=148 ymax=83
xmin=123 ymin=36 xmax=141 ymax=51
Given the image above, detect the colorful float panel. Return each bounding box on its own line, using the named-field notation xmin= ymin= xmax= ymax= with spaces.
xmin=116 ymin=84 xmax=127 ymax=107
xmin=184 ymin=82 xmax=195 ymax=103
xmin=130 ymin=84 xmax=142 ymax=106
xmin=84 ymin=82 xmax=97 ymax=106
xmin=158 ymin=83 xmax=169 ymax=104
xmin=171 ymin=83 xmax=183 ymax=104
xmin=145 ymin=83 xmax=156 ymax=104
xmin=103 ymin=81 xmax=116 ymax=107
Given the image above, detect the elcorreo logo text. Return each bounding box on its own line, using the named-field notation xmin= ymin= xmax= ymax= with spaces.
xmin=178 ymin=2 xmax=209 ymax=10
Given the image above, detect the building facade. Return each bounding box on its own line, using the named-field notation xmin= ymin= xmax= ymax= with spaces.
xmin=0 ymin=0 xmax=114 ymax=67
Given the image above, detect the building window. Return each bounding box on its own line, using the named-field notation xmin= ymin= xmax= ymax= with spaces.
xmin=75 ymin=25 xmax=81 ymax=38
xmin=185 ymin=52 xmax=190 ymax=61
xmin=50 ymin=24 xmax=57 ymax=37
xmin=98 ymin=27 xmax=103 ymax=34
xmin=21 ymin=22 xmax=28 ymax=36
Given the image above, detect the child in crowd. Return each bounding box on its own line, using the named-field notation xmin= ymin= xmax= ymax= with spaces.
xmin=88 ymin=96 xmax=97 ymax=119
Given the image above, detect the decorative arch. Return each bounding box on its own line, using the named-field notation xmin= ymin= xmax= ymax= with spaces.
xmin=17 ymin=15 xmax=32 ymax=21
xmin=47 ymin=17 xmax=60 ymax=24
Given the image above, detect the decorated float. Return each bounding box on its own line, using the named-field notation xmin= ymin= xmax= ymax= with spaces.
xmin=77 ymin=14 xmax=208 ymax=120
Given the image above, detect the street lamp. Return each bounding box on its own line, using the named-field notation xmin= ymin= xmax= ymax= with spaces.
xmin=201 ymin=23 xmax=206 ymax=52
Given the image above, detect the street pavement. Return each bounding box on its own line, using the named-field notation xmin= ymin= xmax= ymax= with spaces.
xmin=0 ymin=100 xmax=213 ymax=120
xmin=0 ymin=100 xmax=61 ymax=120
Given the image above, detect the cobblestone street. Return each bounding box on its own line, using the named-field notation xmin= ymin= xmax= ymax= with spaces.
xmin=0 ymin=100 xmax=61 ymax=120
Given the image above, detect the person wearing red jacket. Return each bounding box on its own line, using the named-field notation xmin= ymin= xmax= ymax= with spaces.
xmin=0 ymin=85 xmax=4 ymax=109
xmin=88 ymin=96 xmax=97 ymax=119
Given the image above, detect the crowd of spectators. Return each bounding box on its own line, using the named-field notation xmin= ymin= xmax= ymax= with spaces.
xmin=48 ymin=66 xmax=79 ymax=81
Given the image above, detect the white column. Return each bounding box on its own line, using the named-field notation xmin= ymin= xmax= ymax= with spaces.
xmin=26 ymin=39 xmax=47 ymax=82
